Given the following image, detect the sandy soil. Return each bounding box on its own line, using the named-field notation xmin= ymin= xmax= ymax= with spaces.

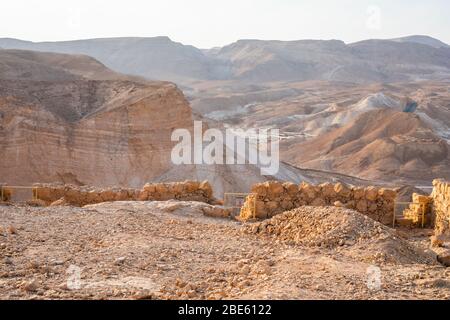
xmin=1 ymin=201 xmax=450 ymax=300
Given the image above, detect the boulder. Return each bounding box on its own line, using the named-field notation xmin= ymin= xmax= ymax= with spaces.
xmin=266 ymin=201 xmax=279 ymax=211
xmin=143 ymin=183 xmax=156 ymax=193
xmin=138 ymin=190 xmax=149 ymax=201
xmin=436 ymin=248 xmax=450 ymax=267
xmin=251 ymin=183 xmax=267 ymax=198
xmin=311 ymin=197 xmax=326 ymax=207
xmin=378 ymin=188 xmax=397 ymax=201
xmin=266 ymin=181 xmax=284 ymax=198
xmin=155 ymin=183 xmax=169 ymax=195
xmin=368 ymin=202 xmax=378 ymax=213
xmin=334 ymin=183 xmax=352 ymax=198
xmin=255 ymin=200 xmax=268 ymax=219
xmin=99 ymin=189 xmax=116 ymax=202
xmin=50 ymin=197 xmax=68 ymax=207
xmin=202 ymin=206 xmax=231 ymax=218
xmin=431 ymin=234 xmax=448 ymax=248
xmin=199 ymin=181 xmax=213 ymax=199
xmin=334 ymin=201 xmax=344 ymax=208
xmin=353 ymin=187 xmax=365 ymax=200
xmin=172 ymin=182 xmax=185 ymax=194
xmin=344 ymin=200 xmax=356 ymax=209
xmin=184 ymin=181 xmax=200 ymax=193
xmin=283 ymin=182 xmax=299 ymax=197
xmin=356 ymin=200 xmax=368 ymax=213
xmin=320 ymin=183 xmax=336 ymax=198
xmin=280 ymin=199 xmax=294 ymax=210
xmin=365 ymin=187 xmax=379 ymax=201
xmin=301 ymin=183 xmax=317 ymax=200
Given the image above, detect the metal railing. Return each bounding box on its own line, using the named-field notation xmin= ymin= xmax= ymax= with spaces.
xmin=0 ymin=185 xmax=39 ymax=203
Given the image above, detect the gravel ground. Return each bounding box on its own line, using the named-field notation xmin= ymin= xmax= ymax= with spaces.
xmin=1 ymin=201 xmax=450 ymax=300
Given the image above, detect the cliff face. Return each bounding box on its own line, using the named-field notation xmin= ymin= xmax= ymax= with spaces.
xmin=0 ymin=80 xmax=193 ymax=187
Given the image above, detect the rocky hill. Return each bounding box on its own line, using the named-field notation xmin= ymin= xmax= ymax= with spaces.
xmin=0 ymin=37 xmax=219 ymax=83
xmin=1 ymin=35 xmax=449 ymax=84
xmin=284 ymin=109 xmax=450 ymax=184
xmin=192 ymin=80 xmax=450 ymax=186
xmin=0 ymin=49 xmax=138 ymax=81
xmin=0 ymin=49 xmax=193 ymax=187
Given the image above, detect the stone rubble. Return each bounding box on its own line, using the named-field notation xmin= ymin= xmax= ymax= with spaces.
xmin=1 ymin=201 xmax=449 ymax=300
xmin=243 ymin=206 xmax=436 ymax=265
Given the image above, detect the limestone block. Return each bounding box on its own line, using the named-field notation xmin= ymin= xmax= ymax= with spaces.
xmin=334 ymin=182 xmax=352 ymax=198
xmin=365 ymin=187 xmax=379 ymax=201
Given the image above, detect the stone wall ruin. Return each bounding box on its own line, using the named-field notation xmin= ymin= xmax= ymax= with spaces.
xmin=239 ymin=181 xmax=397 ymax=225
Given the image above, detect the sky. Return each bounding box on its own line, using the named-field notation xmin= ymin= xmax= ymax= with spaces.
xmin=0 ymin=0 xmax=449 ymax=48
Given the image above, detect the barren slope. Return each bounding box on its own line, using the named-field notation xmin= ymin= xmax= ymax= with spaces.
xmin=0 ymin=49 xmax=193 ymax=187
xmin=284 ymin=109 xmax=450 ymax=184
xmin=1 ymin=202 xmax=448 ymax=300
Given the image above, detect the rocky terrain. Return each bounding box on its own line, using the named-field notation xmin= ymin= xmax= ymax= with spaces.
xmin=191 ymin=81 xmax=450 ymax=185
xmin=1 ymin=201 xmax=449 ymax=300
xmin=1 ymin=37 xmax=449 ymax=188
xmin=0 ymin=49 xmax=389 ymax=197
xmin=0 ymin=37 xmax=449 ymax=302
xmin=244 ymin=206 xmax=435 ymax=265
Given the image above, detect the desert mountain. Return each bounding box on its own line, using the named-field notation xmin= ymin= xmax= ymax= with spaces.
xmin=0 ymin=37 xmax=219 ymax=83
xmin=1 ymin=35 xmax=449 ymax=84
xmin=1 ymin=39 xmax=448 ymax=190
xmin=0 ymin=49 xmax=194 ymax=187
xmin=0 ymin=49 xmax=374 ymax=197
xmin=0 ymin=49 xmax=139 ymax=81
xmin=193 ymin=80 xmax=450 ymax=186
xmin=283 ymin=108 xmax=450 ymax=184
xmin=389 ymin=35 xmax=450 ymax=48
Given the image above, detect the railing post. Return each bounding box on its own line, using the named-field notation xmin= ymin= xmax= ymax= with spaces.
xmin=253 ymin=194 xmax=256 ymax=219
xmin=392 ymin=203 xmax=396 ymax=228
xmin=421 ymin=203 xmax=425 ymax=228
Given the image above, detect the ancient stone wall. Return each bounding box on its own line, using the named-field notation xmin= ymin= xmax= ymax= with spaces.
xmin=432 ymin=179 xmax=450 ymax=235
xmin=32 ymin=181 xmax=215 ymax=207
xmin=240 ymin=181 xmax=397 ymax=225
xmin=402 ymin=193 xmax=433 ymax=227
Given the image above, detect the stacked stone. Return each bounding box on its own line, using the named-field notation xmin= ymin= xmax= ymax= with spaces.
xmin=33 ymin=181 xmax=215 ymax=207
xmin=239 ymin=194 xmax=258 ymax=221
xmin=240 ymin=181 xmax=397 ymax=225
xmin=138 ymin=181 xmax=213 ymax=203
xmin=402 ymin=193 xmax=433 ymax=226
xmin=432 ymin=179 xmax=450 ymax=236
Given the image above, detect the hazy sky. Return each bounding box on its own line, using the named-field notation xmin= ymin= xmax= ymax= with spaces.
xmin=1 ymin=0 xmax=449 ymax=48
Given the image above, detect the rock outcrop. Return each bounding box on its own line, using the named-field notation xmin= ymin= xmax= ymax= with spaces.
xmin=0 ymin=50 xmax=194 ymax=187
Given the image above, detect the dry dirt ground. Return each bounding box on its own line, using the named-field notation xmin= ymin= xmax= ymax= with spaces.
xmin=1 ymin=200 xmax=450 ymax=300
